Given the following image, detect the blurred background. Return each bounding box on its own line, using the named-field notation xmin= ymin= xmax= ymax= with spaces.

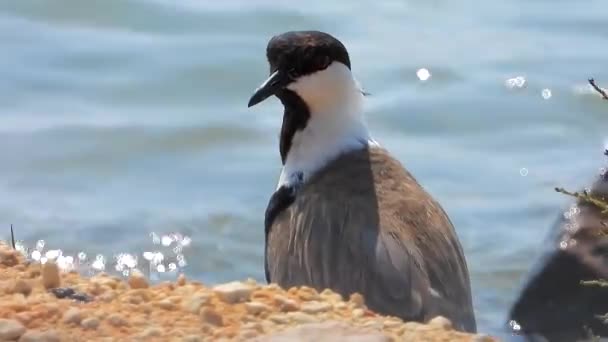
xmin=1 ymin=0 xmax=607 ymax=338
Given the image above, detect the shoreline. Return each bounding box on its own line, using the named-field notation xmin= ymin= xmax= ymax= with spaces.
xmin=0 ymin=243 xmax=497 ymax=341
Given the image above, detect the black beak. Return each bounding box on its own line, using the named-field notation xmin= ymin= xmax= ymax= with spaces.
xmin=247 ymin=70 xmax=290 ymax=107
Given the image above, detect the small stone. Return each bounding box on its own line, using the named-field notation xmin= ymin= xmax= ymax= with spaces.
xmin=157 ymin=299 xmax=175 ymax=310
xmin=268 ymin=314 xmax=289 ymax=324
xmin=128 ymin=272 xmax=149 ymax=289
xmin=403 ymin=322 xmax=420 ymax=331
xmin=19 ymin=329 xmax=61 ymax=342
xmin=45 ymin=303 xmax=60 ymax=315
xmin=334 ymin=302 xmax=347 ymax=310
xmin=62 ymin=308 xmax=82 ymax=324
xmin=352 ymin=308 xmax=365 ymax=318
xmin=239 ymin=330 xmax=259 ymax=339
xmin=245 ymin=301 xmax=270 ymax=315
xmin=0 ymin=319 xmax=26 ymax=340
xmin=349 ymin=293 xmax=365 ymax=308
xmin=81 ymin=317 xmax=100 ymax=330
xmin=181 ymin=336 xmax=202 ymax=342
xmin=287 ymin=312 xmax=318 ymax=324
xmin=428 ymin=316 xmax=452 ymax=330
xmin=0 ymin=249 xmax=20 ymax=266
xmin=107 ymin=313 xmax=128 ymax=327
xmin=41 ymin=261 xmax=61 ymax=289
xmin=99 ymin=291 xmax=117 ymax=302
xmin=183 ymin=294 xmax=211 ymax=314
xmin=200 ymin=307 xmax=223 ymax=326
xmin=177 ymin=274 xmax=187 ymax=286
xmin=301 ymin=301 xmax=332 ymax=314
xmin=274 ymin=295 xmax=299 ymax=312
xmin=383 ymin=319 xmax=403 ymax=329
xmin=15 ymin=312 xmax=33 ymax=325
xmin=139 ymin=327 xmax=163 ymax=338
xmin=213 ymin=281 xmax=254 ymax=303
xmin=242 ymin=322 xmax=263 ymax=332
xmin=13 ymin=280 xmax=32 ymax=296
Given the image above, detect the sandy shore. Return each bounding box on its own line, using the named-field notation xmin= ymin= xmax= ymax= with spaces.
xmin=0 ymin=242 xmax=497 ymax=341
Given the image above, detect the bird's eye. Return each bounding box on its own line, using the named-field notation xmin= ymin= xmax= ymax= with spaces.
xmin=287 ymin=68 xmax=299 ymax=80
xmin=318 ymin=55 xmax=330 ymax=69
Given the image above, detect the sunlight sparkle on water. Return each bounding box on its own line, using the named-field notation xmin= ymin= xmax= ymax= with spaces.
xmin=416 ymin=68 xmax=431 ymax=81
xmin=541 ymin=88 xmax=552 ymax=99
xmin=509 ymin=320 xmax=521 ymax=332
xmin=161 ymin=235 xmax=173 ymax=246
xmin=505 ymin=76 xmax=526 ymax=89
xmin=4 ymin=231 xmax=192 ymax=281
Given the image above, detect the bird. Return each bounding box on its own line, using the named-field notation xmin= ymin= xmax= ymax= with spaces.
xmin=247 ymin=30 xmax=477 ymax=333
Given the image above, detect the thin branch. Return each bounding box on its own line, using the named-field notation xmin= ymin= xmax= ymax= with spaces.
xmin=581 ymin=280 xmax=608 ymax=288
xmin=555 ymin=187 xmax=608 ymax=215
xmin=588 ymin=78 xmax=608 ymax=100
xmin=10 ymin=224 xmax=15 ymax=249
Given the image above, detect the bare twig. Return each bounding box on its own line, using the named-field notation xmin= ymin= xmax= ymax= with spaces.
xmin=581 ymin=279 xmax=608 ymax=288
xmin=588 ymin=78 xmax=608 ymax=100
xmin=10 ymin=224 xmax=15 ymax=249
xmin=554 ymin=187 xmax=608 ymax=215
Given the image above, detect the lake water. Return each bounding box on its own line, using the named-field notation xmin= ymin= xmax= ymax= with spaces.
xmin=1 ymin=0 xmax=608 ymax=339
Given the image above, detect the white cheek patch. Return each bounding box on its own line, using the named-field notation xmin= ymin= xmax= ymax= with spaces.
xmin=276 ymin=61 xmax=380 ymax=191
xmin=287 ymin=62 xmax=356 ymax=115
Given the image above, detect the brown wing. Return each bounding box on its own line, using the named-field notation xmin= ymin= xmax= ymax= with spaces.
xmin=265 ymin=147 xmax=476 ymax=332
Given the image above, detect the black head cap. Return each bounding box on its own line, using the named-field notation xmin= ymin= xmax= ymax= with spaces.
xmin=248 ymin=31 xmax=351 ymax=107
xmin=266 ymin=30 xmax=351 ymax=76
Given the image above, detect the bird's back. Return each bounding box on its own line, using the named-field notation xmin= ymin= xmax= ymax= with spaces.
xmin=265 ymin=146 xmax=477 ymax=332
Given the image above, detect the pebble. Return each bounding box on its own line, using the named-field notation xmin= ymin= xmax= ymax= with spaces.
xmin=428 ymin=315 xmax=453 ymax=330
xmin=0 ymin=249 xmax=20 ymax=267
xmin=349 ymin=293 xmax=365 ymax=308
xmin=242 ymin=322 xmax=263 ymax=332
xmin=245 ymin=301 xmax=270 ymax=315
xmin=81 ymin=317 xmax=100 ymax=330
xmin=268 ymin=314 xmax=289 ymax=324
xmin=200 ymin=307 xmax=223 ymax=326
xmin=107 ymin=313 xmax=128 ymax=327
xmin=177 ymin=274 xmax=187 ymax=286
xmin=213 ymin=281 xmax=254 ymax=304
xmin=274 ymin=295 xmax=299 ymax=312
xmin=128 ymin=272 xmax=149 ymax=289
xmin=383 ymin=319 xmax=403 ymax=329
xmin=352 ymin=308 xmax=365 ymax=318
xmin=301 ymin=301 xmax=332 ymax=314
xmin=12 ymin=279 xmax=32 ymax=296
xmin=62 ymin=307 xmax=83 ymax=324
xmin=183 ymin=294 xmax=211 ymax=314
xmin=0 ymin=319 xmax=26 ymax=340
xmin=239 ymin=329 xmax=259 ymax=339
xmin=41 ymin=261 xmax=61 ymax=289
xmin=157 ymin=299 xmax=176 ymax=310
xmin=138 ymin=327 xmax=163 ymax=338
xmin=18 ymin=329 xmax=61 ymax=342
xmin=181 ymin=335 xmax=202 ymax=342
xmin=287 ymin=312 xmax=318 ymax=324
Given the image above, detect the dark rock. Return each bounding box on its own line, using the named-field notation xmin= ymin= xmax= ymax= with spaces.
xmin=50 ymin=287 xmax=92 ymax=303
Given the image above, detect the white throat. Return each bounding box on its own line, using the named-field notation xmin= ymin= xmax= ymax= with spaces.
xmin=277 ymin=62 xmax=379 ymax=190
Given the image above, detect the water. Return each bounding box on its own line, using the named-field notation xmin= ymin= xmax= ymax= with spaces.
xmin=1 ymin=0 xmax=607 ymax=338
